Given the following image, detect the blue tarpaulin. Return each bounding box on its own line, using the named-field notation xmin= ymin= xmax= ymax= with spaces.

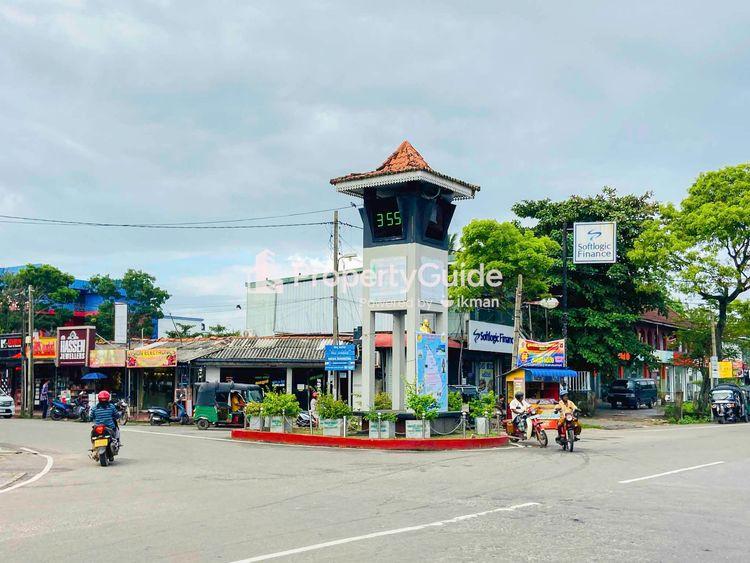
xmin=523 ymin=368 xmax=578 ymax=382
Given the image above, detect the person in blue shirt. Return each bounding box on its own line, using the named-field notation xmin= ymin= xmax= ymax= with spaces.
xmin=90 ymin=390 xmax=121 ymax=444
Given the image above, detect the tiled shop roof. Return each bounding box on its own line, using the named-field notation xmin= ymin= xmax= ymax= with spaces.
xmin=329 ymin=140 xmax=480 ymax=195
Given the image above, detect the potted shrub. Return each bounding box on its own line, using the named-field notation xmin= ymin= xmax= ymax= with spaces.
xmin=374 ymin=392 xmax=392 ymax=410
xmin=470 ymin=391 xmax=496 ymax=436
xmin=448 ymin=390 xmax=463 ymax=412
xmin=244 ymin=401 xmax=264 ymax=431
xmin=405 ymin=383 xmax=439 ymax=438
xmin=262 ymin=392 xmax=301 ymax=433
xmin=318 ymin=394 xmax=353 ymax=437
xmin=364 ymin=409 xmax=397 ymax=438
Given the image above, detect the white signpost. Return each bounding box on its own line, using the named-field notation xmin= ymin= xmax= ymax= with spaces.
xmin=114 ymin=302 xmax=128 ymax=344
xmin=573 ymin=222 xmax=617 ymax=264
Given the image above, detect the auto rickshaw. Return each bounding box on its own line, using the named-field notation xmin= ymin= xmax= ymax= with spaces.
xmin=710 ymin=383 xmax=749 ymax=424
xmin=193 ymin=382 xmax=264 ymax=430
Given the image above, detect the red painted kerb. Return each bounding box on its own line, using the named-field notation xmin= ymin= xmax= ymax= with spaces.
xmin=231 ymin=429 xmax=509 ymax=451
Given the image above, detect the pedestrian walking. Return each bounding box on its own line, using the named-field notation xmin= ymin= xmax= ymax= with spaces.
xmin=40 ymin=379 xmax=50 ymax=419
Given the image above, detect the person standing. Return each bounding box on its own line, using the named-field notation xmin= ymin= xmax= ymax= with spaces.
xmin=40 ymin=379 xmax=49 ymax=419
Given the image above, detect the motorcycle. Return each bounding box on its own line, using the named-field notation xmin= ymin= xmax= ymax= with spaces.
xmin=296 ymin=411 xmax=317 ymax=428
xmin=50 ymin=399 xmax=88 ymax=422
xmin=148 ymin=400 xmax=189 ymax=426
xmin=505 ymin=406 xmax=548 ymax=447
xmin=115 ymin=398 xmax=130 ymax=426
xmin=556 ymin=410 xmax=580 ymax=452
xmin=89 ymin=423 xmax=119 ymax=467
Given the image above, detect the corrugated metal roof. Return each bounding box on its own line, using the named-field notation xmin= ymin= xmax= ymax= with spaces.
xmin=144 ymin=338 xmax=232 ymax=363
xmin=204 ymin=336 xmax=333 ymax=363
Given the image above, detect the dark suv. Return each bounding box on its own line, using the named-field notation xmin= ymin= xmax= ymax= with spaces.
xmin=607 ymin=378 xmax=657 ymax=409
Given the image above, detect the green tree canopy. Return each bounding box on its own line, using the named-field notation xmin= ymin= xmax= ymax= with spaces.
xmin=0 ymin=265 xmax=78 ymax=332
xmin=513 ymin=188 xmax=667 ymax=374
xmin=89 ymin=269 xmax=170 ymax=339
xmin=166 ymin=322 xmax=199 ymax=339
xmin=450 ymin=219 xmax=559 ymax=309
xmin=634 ymin=164 xmax=750 ymax=358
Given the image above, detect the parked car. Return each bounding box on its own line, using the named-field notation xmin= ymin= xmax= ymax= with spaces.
xmin=448 ymin=385 xmax=480 ymax=404
xmin=0 ymin=393 xmax=14 ymax=418
xmin=710 ymin=384 xmax=749 ymax=423
xmin=607 ymin=378 xmax=657 ymax=409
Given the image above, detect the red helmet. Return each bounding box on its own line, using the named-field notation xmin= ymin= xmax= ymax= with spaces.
xmin=312 ymin=392 xmax=319 ymax=398
xmin=97 ymin=390 xmax=111 ymax=402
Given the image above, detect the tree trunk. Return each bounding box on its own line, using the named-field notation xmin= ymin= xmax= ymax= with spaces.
xmin=716 ymin=299 xmax=728 ymax=360
xmin=696 ymin=365 xmax=711 ymax=416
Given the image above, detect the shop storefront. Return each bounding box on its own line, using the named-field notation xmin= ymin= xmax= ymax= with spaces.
xmin=0 ymin=333 xmax=22 ymax=407
xmin=127 ymin=347 xmax=177 ymax=411
xmin=463 ymin=320 xmax=514 ymax=392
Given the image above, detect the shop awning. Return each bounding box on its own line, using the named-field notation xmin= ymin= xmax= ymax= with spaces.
xmin=523 ymin=368 xmax=578 ymax=382
xmin=504 ymin=367 xmax=578 ymax=382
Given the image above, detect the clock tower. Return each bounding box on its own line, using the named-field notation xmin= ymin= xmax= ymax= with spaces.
xmin=331 ymin=141 xmax=479 ymax=409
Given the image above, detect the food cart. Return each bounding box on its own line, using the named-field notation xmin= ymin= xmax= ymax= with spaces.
xmin=503 ymin=367 xmax=579 ymax=430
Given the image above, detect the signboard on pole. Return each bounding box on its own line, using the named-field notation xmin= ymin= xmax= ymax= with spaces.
xmin=114 ymin=302 xmax=128 ymax=344
xmin=517 ymin=338 xmax=566 ymax=368
xmin=467 ymin=321 xmax=514 ymax=354
xmin=57 ymin=326 xmax=95 ymax=366
xmin=324 ymin=344 xmax=356 ymax=371
xmin=710 ymin=356 xmax=719 ymax=380
xmin=416 ymin=332 xmax=448 ymax=411
xmin=573 ymin=222 xmax=617 ymax=264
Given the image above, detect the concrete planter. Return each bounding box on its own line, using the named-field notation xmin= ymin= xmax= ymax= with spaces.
xmin=247 ymin=416 xmax=263 ymax=431
xmin=321 ymin=418 xmax=346 ymax=437
xmin=269 ymin=416 xmax=292 ymax=434
xmin=368 ymin=420 xmax=396 ymax=439
xmin=475 ymin=417 xmax=489 ymax=436
xmin=405 ymin=419 xmax=431 ymax=439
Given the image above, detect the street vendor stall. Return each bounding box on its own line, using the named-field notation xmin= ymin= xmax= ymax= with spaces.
xmin=503 ymin=367 xmax=578 ymax=429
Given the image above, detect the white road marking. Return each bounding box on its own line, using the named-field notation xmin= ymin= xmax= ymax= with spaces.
xmin=618 ymin=461 xmax=724 ymax=484
xmin=123 ymin=428 xmax=237 ymax=443
xmin=0 ymin=447 xmax=54 ymax=495
xmin=230 ymin=502 xmax=540 ymax=562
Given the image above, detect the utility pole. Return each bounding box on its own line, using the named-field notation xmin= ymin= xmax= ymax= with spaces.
xmin=711 ymin=319 xmax=718 ymax=387
xmin=561 ymin=222 xmax=569 ymax=341
xmin=27 ymin=285 xmax=34 ymax=418
xmin=332 ymin=210 xmax=340 ymax=345
xmin=512 ymin=274 xmax=523 ymax=366
xmin=20 ymin=290 xmax=27 ymax=416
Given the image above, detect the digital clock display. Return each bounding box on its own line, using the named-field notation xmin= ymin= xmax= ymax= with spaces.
xmin=370 ymin=197 xmax=404 ymax=239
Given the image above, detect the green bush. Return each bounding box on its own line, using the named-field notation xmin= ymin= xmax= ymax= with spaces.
xmin=665 ymin=400 xmax=710 ymax=424
xmin=244 ymin=401 xmax=263 ymax=417
xmin=261 ymin=392 xmax=301 ymax=417
xmin=405 ymin=383 xmax=439 ymax=420
xmin=317 ymin=393 xmax=353 ymax=419
xmin=448 ymin=391 xmax=463 ymax=412
xmin=469 ymin=391 xmax=495 ymax=419
xmin=363 ymin=409 xmax=398 ymax=422
xmin=374 ymin=392 xmax=392 ymax=410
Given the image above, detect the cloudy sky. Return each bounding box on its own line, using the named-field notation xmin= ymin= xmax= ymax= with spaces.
xmin=1 ymin=1 xmax=749 ymax=329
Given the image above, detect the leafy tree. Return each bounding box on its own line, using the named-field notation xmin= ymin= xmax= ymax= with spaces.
xmin=450 ymin=220 xmax=559 ymax=308
xmin=204 ymin=324 xmax=239 ymax=337
xmin=0 ymin=265 xmax=78 ymax=332
xmin=88 ymin=274 xmax=121 ymax=339
xmin=166 ymin=322 xmax=199 ymax=339
xmin=635 ymin=164 xmax=750 ymax=359
xmin=513 ymin=188 xmax=667 ymax=375
xmin=89 ymin=269 xmax=170 ymax=339
xmin=671 ymin=306 xmax=714 ymax=414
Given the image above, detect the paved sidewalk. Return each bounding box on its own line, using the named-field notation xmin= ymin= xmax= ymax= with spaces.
xmin=585 ymin=402 xmax=668 ymax=429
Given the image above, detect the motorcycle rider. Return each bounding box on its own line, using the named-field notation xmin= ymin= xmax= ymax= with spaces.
xmin=554 ymin=391 xmax=582 ymax=440
xmin=90 ymin=391 xmax=121 ymax=445
xmin=509 ymin=391 xmax=531 ymax=433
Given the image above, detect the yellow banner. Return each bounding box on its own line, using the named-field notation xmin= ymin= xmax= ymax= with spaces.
xmin=718 ymin=361 xmax=734 ymax=378
xmin=127 ymin=348 xmax=177 ymax=368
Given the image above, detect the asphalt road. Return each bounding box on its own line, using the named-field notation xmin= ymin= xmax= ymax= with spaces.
xmin=1 ymin=418 xmax=749 ymax=562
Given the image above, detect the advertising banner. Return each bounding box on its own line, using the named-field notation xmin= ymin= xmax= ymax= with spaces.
xmin=127 ymin=348 xmax=177 ymax=368
xmin=573 ymin=222 xmax=617 ymax=264
xmin=467 ymin=321 xmax=514 ymax=354
xmin=718 ymin=361 xmax=734 ymax=378
xmin=32 ymin=337 xmax=57 ymax=360
xmin=416 ymin=332 xmax=448 ymax=411
xmin=517 ymin=338 xmax=566 ymax=368
xmin=89 ymin=349 xmax=127 ymax=368
xmin=57 ymin=326 xmax=95 ymax=366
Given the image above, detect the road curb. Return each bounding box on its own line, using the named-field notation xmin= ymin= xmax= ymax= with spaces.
xmin=231 ymin=429 xmax=509 ymax=450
